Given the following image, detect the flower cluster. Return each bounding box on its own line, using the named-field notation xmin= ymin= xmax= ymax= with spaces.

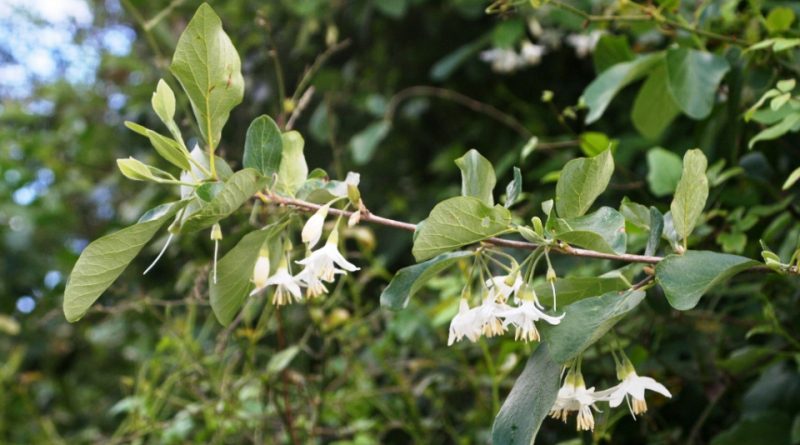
xmin=448 ymin=271 xmax=564 ymax=345
xmin=480 ymin=41 xmax=546 ymax=73
xmin=249 ymin=203 xmax=359 ymax=305
xmin=550 ymin=357 xmax=672 ymax=431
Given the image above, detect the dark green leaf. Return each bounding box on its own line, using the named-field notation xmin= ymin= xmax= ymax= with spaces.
xmin=412 ymin=196 xmax=511 ymax=261
xmin=181 ymin=168 xmax=266 ymax=233
xmin=670 ymin=149 xmax=708 ymax=243
xmin=655 ymin=251 xmax=759 ymax=310
xmin=350 ymin=120 xmax=391 ymax=165
xmin=504 ymin=166 xmax=522 ymax=208
xmin=455 ymin=149 xmax=496 ymax=205
xmin=209 ymin=220 xmax=288 ymax=325
xmin=541 ymin=289 xmax=645 ymax=363
xmin=646 ymin=207 xmax=664 ymax=256
xmin=380 ymin=251 xmax=474 ymax=310
xmin=553 ymin=206 xmax=627 ymax=255
xmin=491 ymin=345 xmax=561 ymax=445
xmin=555 ymin=149 xmax=615 ymax=218
xmin=276 ymin=131 xmax=308 ymax=196
xmin=593 ymin=34 xmax=634 ymax=73
xmin=583 ymin=53 xmax=662 ymax=124
xmin=632 ymin=63 xmax=681 ymax=139
xmin=243 ymin=115 xmax=283 ymax=178
xmin=64 ymin=201 xmax=186 ymax=322
xmin=170 ymin=3 xmax=244 ymax=150
xmin=533 ymin=276 xmax=630 ymax=307
xmin=646 ymin=147 xmax=683 ymax=197
xmin=665 ymin=48 xmax=730 ymax=119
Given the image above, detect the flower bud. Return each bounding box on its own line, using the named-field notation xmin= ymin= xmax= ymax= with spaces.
xmin=302 ymin=204 xmax=329 ymax=248
xmin=252 ymin=251 xmax=271 ymax=290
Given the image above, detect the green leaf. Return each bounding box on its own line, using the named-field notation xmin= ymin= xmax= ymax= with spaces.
xmin=455 ymin=149 xmax=497 ymax=206
xmin=276 ymin=130 xmax=309 ymax=196
xmin=670 ymin=149 xmax=708 ymax=244
xmin=655 ymin=251 xmax=759 ymax=310
xmin=646 ymin=147 xmax=683 ymax=197
xmin=583 ymin=53 xmax=662 ymax=124
xmin=748 ymin=112 xmax=800 ymax=149
xmin=593 ymin=34 xmax=634 ymax=73
xmin=579 ymin=132 xmax=617 ymax=157
xmin=151 ymin=79 xmax=184 ymax=145
xmin=646 ymin=206 xmax=664 ymax=256
xmin=632 ymin=63 xmax=682 ymax=139
xmin=380 ymin=251 xmax=474 ymax=310
xmin=619 ymin=197 xmax=651 ymax=230
xmin=181 ymin=168 xmax=266 ymax=233
xmin=210 ymin=221 xmax=287 ymax=325
xmin=766 ymin=7 xmax=796 ymax=34
xmin=63 ymin=201 xmax=186 ymax=322
xmin=491 ymin=345 xmax=561 ymax=445
xmin=541 ymin=289 xmax=646 ymax=363
xmin=555 ymin=149 xmax=615 ymax=218
xmin=430 ymin=35 xmax=490 ymax=81
xmin=170 ymin=3 xmax=244 ymax=150
xmin=412 ymin=196 xmax=512 ymax=261
xmin=125 ymin=122 xmax=191 ymax=171
xmin=267 ymin=346 xmax=301 ymax=375
xmin=196 ymin=182 xmax=225 ymax=202
xmin=553 ymin=207 xmax=627 ymax=255
xmin=504 ymin=166 xmax=522 ymax=208
xmin=533 ymin=276 xmax=630 ymax=307
xmin=665 ymin=48 xmax=730 ymax=119
xmin=117 ymin=157 xmax=175 ymax=183
xmin=243 ymin=115 xmax=283 ymax=178
xmin=350 ymin=120 xmax=391 ymax=165
xmin=783 ymin=166 xmax=800 ymax=189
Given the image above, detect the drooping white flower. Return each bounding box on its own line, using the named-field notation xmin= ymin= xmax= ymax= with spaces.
xmin=475 ymin=295 xmax=513 ymax=337
xmin=257 ymin=267 xmax=303 ymax=305
xmin=301 ymin=204 xmax=329 ymax=248
xmin=520 ymin=41 xmax=545 ymax=65
xmin=485 ymin=273 xmax=523 ymax=303
xmin=566 ymin=30 xmax=604 ymax=58
xmin=550 ymin=370 xmax=603 ymax=431
xmin=607 ymin=360 xmax=672 ymax=417
xmin=499 ymin=299 xmax=564 ymax=343
xmin=447 ymin=299 xmax=482 ymax=345
xmin=296 ymin=229 xmax=359 ymax=296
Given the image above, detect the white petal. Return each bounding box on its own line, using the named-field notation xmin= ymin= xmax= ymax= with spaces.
xmin=607 ymin=387 xmax=627 ymax=408
xmin=301 ymin=205 xmax=329 ymax=248
xmin=324 ymin=244 xmax=359 ymax=272
xmin=639 ymin=376 xmax=672 ymax=398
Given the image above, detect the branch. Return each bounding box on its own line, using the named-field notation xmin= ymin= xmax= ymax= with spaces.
xmin=261 ymin=194 xmax=664 ymax=264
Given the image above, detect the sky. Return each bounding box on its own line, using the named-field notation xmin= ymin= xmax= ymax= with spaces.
xmin=0 ymin=0 xmax=135 ymax=97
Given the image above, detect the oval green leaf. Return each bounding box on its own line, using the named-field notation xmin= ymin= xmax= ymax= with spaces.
xmin=380 ymin=251 xmax=474 ymax=310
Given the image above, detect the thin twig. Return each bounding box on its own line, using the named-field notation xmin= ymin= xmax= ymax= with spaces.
xmin=261 ymin=193 xmax=663 ymax=264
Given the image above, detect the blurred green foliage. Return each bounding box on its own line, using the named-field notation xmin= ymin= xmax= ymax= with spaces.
xmin=2 ymin=0 xmax=800 ymax=444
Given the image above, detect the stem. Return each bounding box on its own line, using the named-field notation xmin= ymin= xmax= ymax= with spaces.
xmin=260 ymin=193 xmax=665 ymax=264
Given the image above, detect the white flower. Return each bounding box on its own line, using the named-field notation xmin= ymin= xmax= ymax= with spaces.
xmin=447 ymin=299 xmax=482 ymax=345
xmin=251 ymin=267 xmax=303 ymax=305
xmin=251 ymin=255 xmax=271 ymax=289
xmin=607 ymin=371 xmax=672 ymax=417
xmin=485 ymin=274 xmax=523 ymax=303
xmin=301 ymin=204 xmax=329 ymax=248
xmin=475 ymin=296 xmax=513 ymax=337
xmin=520 ymin=41 xmax=545 ymax=65
xmin=550 ymin=375 xmax=603 ymax=431
xmin=296 ymin=230 xmax=359 ymax=296
xmin=480 ymin=47 xmax=522 ymax=73
xmin=566 ymin=30 xmax=603 ymax=58
xmin=499 ymin=300 xmax=564 ymax=343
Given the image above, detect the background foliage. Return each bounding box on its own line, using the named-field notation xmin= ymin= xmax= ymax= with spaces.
xmin=2 ymin=0 xmax=800 ymax=443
